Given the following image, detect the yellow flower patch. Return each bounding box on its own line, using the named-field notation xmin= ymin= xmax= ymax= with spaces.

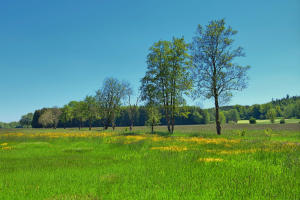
xmin=0 ymin=132 xmax=116 ymax=138
xmin=219 ymin=149 xmax=258 ymax=154
xmin=151 ymin=146 xmax=188 ymax=152
xmin=177 ymin=137 xmax=240 ymax=144
xmin=198 ymin=157 xmax=224 ymax=162
xmin=2 ymin=146 xmax=12 ymax=150
xmin=1 ymin=143 xmax=8 ymax=146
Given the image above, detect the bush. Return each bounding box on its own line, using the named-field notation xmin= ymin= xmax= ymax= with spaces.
xmin=264 ymin=128 xmax=272 ymax=138
xmin=280 ymin=118 xmax=285 ymax=124
xmin=235 ymin=129 xmax=246 ymax=137
xmin=249 ymin=117 xmax=256 ymax=124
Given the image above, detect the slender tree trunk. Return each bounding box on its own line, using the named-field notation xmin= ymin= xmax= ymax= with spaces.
xmin=151 ymin=124 xmax=154 ymax=134
xmin=151 ymin=118 xmax=154 ymax=134
xmin=130 ymin=122 xmax=133 ymax=131
xmin=79 ymin=120 xmax=82 ymax=130
xmin=214 ymin=95 xmax=221 ymax=135
xmin=171 ymin=98 xmax=175 ymax=134
xmin=171 ymin=118 xmax=174 ymax=134
xmin=165 ymin=103 xmax=171 ymax=133
xmin=89 ymin=120 xmax=92 ymax=131
xmin=213 ymin=61 xmax=221 ymax=135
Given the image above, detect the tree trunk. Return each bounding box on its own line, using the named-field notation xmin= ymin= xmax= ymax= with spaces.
xmin=130 ymin=123 xmax=133 ymax=131
xmin=112 ymin=121 xmax=115 ymax=130
xmin=151 ymin=124 xmax=154 ymax=134
xmin=214 ymin=95 xmax=221 ymax=135
xmin=171 ymin=118 xmax=174 ymax=134
xmin=89 ymin=121 xmax=92 ymax=131
xmin=79 ymin=120 xmax=82 ymax=130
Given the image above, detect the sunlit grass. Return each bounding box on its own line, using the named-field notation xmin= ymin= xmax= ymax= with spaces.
xmin=0 ymin=126 xmax=299 ymax=199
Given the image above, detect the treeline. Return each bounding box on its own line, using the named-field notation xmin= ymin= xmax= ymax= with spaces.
xmin=29 ymin=105 xmax=211 ymax=129
xmin=2 ymin=95 xmax=295 ymax=129
xmin=217 ymin=95 xmax=300 ymax=121
xmin=1 ymin=95 xmax=299 ymax=129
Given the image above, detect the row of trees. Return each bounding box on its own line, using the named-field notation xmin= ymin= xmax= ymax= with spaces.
xmin=3 ymin=95 xmax=299 ymax=129
xmin=27 ymin=96 xmax=300 ymax=130
xmin=140 ymin=19 xmax=250 ymax=134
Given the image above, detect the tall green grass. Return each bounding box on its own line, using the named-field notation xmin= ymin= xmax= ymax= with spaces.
xmin=0 ymin=127 xmax=299 ymax=199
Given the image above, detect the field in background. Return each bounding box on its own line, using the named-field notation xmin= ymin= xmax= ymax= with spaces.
xmin=0 ymin=125 xmax=299 ymax=199
xmin=238 ymin=118 xmax=300 ymax=124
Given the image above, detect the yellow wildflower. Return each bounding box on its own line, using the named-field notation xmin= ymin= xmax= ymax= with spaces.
xmin=2 ymin=146 xmax=12 ymax=150
xmin=151 ymin=146 xmax=188 ymax=152
xmin=198 ymin=157 xmax=224 ymax=162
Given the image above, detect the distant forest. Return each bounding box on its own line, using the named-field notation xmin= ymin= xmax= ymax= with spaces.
xmin=1 ymin=95 xmax=299 ymax=129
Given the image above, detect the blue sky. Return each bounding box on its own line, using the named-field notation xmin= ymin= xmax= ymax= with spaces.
xmin=0 ymin=0 xmax=299 ymax=122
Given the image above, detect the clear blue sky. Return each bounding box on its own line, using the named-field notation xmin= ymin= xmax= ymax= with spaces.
xmin=0 ymin=0 xmax=299 ymax=122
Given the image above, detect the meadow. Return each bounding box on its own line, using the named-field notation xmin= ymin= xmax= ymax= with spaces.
xmin=237 ymin=119 xmax=300 ymax=124
xmin=0 ymin=124 xmax=299 ymax=199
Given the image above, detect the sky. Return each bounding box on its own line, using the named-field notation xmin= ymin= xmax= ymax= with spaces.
xmin=0 ymin=0 xmax=299 ymax=122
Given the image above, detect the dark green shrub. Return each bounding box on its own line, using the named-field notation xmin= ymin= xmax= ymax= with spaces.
xmin=249 ymin=117 xmax=256 ymax=124
xmin=280 ymin=118 xmax=285 ymax=124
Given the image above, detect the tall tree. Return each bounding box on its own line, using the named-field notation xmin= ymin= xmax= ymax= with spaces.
xmin=190 ymin=19 xmax=250 ymax=134
xmin=69 ymin=101 xmax=87 ymax=130
xmin=19 ymin=113 xmax=33 ymax=128
xmin=38 ymin=109 xmax=53 ymax=128
xmin=38 ymin=108 xmax=61 ymax=128
xmin=84 ymin=95 xmax=100 ymax=130
xmin=96 ymin=78 xmax=128 ymax=130
xmin=60 ymin=105 xmax=72 ymax=129
xmin=52 ymin=107 xmax=62 ymax=129
xmin=141 ymin=37 xmax=192 ymax=133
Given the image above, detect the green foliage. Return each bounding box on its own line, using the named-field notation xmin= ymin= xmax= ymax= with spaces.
xmin=19 ymin=113 xmax=33 ymax=128
xmin=60 ymin=105 xmax=72 ymax=128
xmin=0 ymin=121 xmax=21 ymax=128
xmin=140 ymin=37 xmax=192 ymax=133
xmin=219 ymin=111 xmax=226 ymax=124
xmin=235 ymin=129 xmax=247 ymax=137
xmin=225 ymin=109 xmax=240 ymax=123
xmin=190 ymin=19 xmax=250 ymax=135
xmin=266 ymin=108 xmax=276 ymax=123
xmin=145 ymin=105 xmax=162 ymax=134
xmin=69 ymin=101 xmax=87 ymax=129
xmin=249 ymin=117 xmax=256 ymax=124
xmin=264 ymin=128 xmax=272 ymax=138
xmin=38 ymin=107 xmax=62 ymax=128
xmin=95 ymin=77 xmax=129 ymax=129
xmin=191 ymin=110 xmax=203 ymax=124
xmin=203 ymin=110 xmax=210 ymax=124
xmin=84 ymin=96 xmax=100 ymax=130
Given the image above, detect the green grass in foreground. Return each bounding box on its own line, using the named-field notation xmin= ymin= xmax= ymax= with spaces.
xmin=0 ymin=126 xmax=299 ymax=200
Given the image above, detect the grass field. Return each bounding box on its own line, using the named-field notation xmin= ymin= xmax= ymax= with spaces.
xmin=0 ymin=124 xmax=299 ymax=199
xmin=238 ymin=118 xmax=300 ymax=124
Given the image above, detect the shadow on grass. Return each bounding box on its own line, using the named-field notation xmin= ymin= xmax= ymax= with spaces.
xmin=151 ymin=131 xmax=173 ymax=137
xmin=119 ymin=132 xmax=138 ymax=136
